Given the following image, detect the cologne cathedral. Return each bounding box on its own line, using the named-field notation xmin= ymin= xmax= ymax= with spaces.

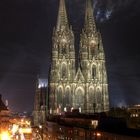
xmin=49 ymin=0 xmax=109 ymax=114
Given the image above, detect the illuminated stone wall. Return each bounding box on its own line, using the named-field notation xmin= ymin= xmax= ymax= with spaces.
xmin=49 ymin=0 xmax=109 ymax=114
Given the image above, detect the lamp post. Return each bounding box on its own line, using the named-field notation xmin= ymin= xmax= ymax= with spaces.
xmin=39 ymin=125 xmax=43 ymax=140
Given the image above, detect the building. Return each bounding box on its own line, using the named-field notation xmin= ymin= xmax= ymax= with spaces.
xmin=126 ymin=105 xmax=140 ymax=129
xmin=0 ymin=94 xmax=8 ymax=112
xmin=0 ymin=94 xmax=10 ymax=130
xmin=46 ymin=114 xmax=140 ymax=140
xmin=46 ymin=114 xmax=100 ymax=140
xmin=49 ymin=0 xmax=109 ymax=114
xmin=33 ymin=78 xmax=48 ymax=126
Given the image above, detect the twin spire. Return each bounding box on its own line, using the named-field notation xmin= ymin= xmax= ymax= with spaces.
xmin=56 ymin=0 xmax=68 ymax=31
xmin=85 ymin=0 xmax=96 ymax=32
xmin=56 ymin=0 xmax=96 ymax=32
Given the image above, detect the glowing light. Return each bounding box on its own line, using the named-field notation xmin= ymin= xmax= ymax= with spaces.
xmin=19 ymin=128 xmax=23 ymax=134
xmin=79 ymin=107 xmax=82 ymax=113
xmin=50 ymin=108 xmax=52 ymax=114
xmin=134 ymin=104 xmax=140 ymax=107
xmin=90 ymin=40 xmax=96 ymax=45
xmin=0 ymin=132 xmax=10 ymax=140
xmin=91 ymin=120 xmax=98 ymax=129
xmin=11 ymin=124 xmax=19 ymax=134
xmin=16 ymin=135 xmax=19 ymax=140
xmin=61 ymin=38 xmax=67 ymax=43
xmin=96 ymin=132 xmax=101 ymax=137
xmin=25 ymin=121 xmax=31 ymax=125
xmin=21 ymin=128 xmax=32 ymax=134
xmin=64 ymin=107 xmax=67 ymax=112
xmin=71 ymin=107 xmax=73 ymax=112
xmin=39 ymin=125 xmax=42 ymax=129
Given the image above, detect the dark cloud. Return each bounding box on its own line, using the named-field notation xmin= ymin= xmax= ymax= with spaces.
xmin=93 ymin=0 xmax=140 ymax=22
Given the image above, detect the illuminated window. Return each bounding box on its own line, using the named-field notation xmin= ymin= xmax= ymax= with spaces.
xmin=57 ymin=88 xmax=63 ymax=106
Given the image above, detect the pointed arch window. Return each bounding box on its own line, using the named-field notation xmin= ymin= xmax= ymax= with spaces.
xmin=61 ymin=64 xmax=67 ymax=78
xmin=89 ymin=39 xmax=97 ymax=56
xmin=96 ymin=88 xmax=101 ymax=103
xmin=65 ymin=88 xmax=71 ymax=107
xmin=57 ymin=87 xmax=63 ymax=106
xmin=92 ymin=65 xmax=96 ymax=79
xmin=89 ymin=88 xmax=95 ymax=103
xmin=62 ymin=46 xmax=66 ymax=54
xmin=90 ymin=45 xmax=96 ymax=56
xmin=75 ymin=88 xmax=84 ymax=109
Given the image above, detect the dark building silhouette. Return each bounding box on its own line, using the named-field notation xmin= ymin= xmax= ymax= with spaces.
xmin=33 ymin=78 xmax=48 ymax=126
xmin=0 ymin=94 xmax=8 ymax=111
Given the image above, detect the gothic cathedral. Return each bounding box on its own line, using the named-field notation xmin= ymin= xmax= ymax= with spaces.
xmin=49 ymin=0 xmax=109 ymax=114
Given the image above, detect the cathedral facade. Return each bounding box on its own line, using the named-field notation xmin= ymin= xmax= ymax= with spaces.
xmin=49 ymin=0 xmax=109 ymax=114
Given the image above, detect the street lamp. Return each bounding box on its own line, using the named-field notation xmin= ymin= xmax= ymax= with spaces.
xmin=0 ymin=131 xmax=10 ymax=140
xmin=39 ymin=125 xmax=43 ymax=140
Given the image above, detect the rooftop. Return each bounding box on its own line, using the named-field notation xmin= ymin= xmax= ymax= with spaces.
xmin=0 ymin=94 xmax=8 ymax=111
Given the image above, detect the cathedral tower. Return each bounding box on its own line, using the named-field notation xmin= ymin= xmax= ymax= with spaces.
xmin=33 ymin=78 xmax=48 ymax=126
xmin=49 ymin=0 xmax=109 ymax=114
xmin=49 ymin=0 xmax=75 ymax=114
xmin=80 ymin=0 xmax=109 ymax=112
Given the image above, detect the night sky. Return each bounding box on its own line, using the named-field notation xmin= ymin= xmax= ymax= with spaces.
xmin=0 ymin=0 xmax=140 ymax=112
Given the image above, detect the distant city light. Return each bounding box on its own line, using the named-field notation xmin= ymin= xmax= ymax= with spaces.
xmin=64 ymin=107 xmax=67 ymax=112
xmin=71 ymin=107 xmax=73 ymax=112
xmin=39 ymin=125 xmax=42 ymax=129
xmin=50 ymin=108 xmax=52 ymax=114
xmin=79 ymin=107 xmax=82 ymax=113
xmin=21 ymin=128 xmax=32 ymax=134
xmin=11 ymin=124 xmax=18 ymax=134
xmin=96 ymin=132 xmax=101 ymax=137
xmin=0 ymin=132 xmax=10 ymax=140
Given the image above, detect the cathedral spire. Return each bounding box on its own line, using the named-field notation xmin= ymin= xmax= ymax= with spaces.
xmin=56 ymin=0 xmax=68 ymax=31
xmin=85 ymin=0 xmax=96 ymax=32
